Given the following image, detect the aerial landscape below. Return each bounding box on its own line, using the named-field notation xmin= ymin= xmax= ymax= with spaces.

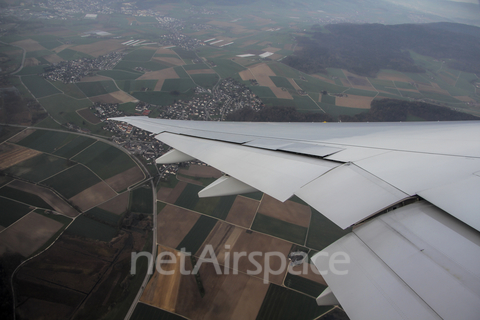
xmin=0 ymin=0 xmax=479 ymax=319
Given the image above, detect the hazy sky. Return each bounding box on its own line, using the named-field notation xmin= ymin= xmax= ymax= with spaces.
xmin=449 ymin=0 xmax=479 ymax=3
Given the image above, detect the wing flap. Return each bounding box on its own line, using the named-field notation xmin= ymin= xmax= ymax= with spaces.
xmin=156 ymin=132 xmax=337 ymax=202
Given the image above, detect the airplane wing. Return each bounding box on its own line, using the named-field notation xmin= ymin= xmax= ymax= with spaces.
xmin=111 ymin=116 xmax=480 ymax=320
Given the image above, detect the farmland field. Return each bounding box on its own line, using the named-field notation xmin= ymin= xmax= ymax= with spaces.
xmin=123 ymin=48 xmax=156 ymax=62
xmin=42 ymin=164 xmax=101 ymax=199
xmin=76 ymin=80 xmax=119 ymax=97
xmin=130 ymin=186 xmax=153 ymax=213
xmin=56 ymin=48 xmax=93 ymax=60
xmin=117 ymin=79 xmax=158 ymax=92
xmin=72 ymin=142 xmax=136 ymax=180
xmin=4 ymin=153 xmax=74 ymax=182
xmin=191 ymin=74 xmax=219 ymax=89
xmin=161 ymin=78 xmax=196 ymax=93
xmin=50 ymin=82 xmax=86 ymax=99
xmin=0 ymin=197 xmax=32 ymax=228
xmin=15 ymin=130 xmax=75 ymax=153
xmin=66 ymin=214 xmax=117 ymax=242
xmin=176 ymin=215 xmax=217 ymax=255
xmin=283 ymin=273 xmax=326 ymax=298
xmin=251 ymin=213 xmax=307 ymax=245
xmin=256 ymin=284 xmax=331 ymax=320
xmin=132 ymin=90 xmax=195 ymax=106
xmin=0 ymin=186 xmax=53 ymax=210
xmin=21 ymin=75 xmax=61 ymax=98
xmin=131 ymin=302 xmax=186 ymax=320
xmin=85 ymin=207 xmax=122 ymax=226
xmin=270 ymin=76 xmax=296 ymax=90
xmin=97 ymin=70 xmax=142 ymax=80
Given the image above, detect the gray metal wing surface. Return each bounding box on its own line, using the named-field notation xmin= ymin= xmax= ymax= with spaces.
xmin=110 ymin=117 xmax=480 ymax=320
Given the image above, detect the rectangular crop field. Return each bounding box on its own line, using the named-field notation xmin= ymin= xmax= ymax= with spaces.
xmin=132 ymin=90 xmax=195 ymax=106
xmin=15 ymin=130 xmax=76 ymax=153
xmin=50 ymin=82 xmax=86 ymax=99
xmin=251 ymin=213 xmax=307 ymax=245
xmin=211 ymin=58 xmax=246 ymax=78
xmin=176 ymin=215 xmax=217 ymax=255
xmin=56 ymin=48 xmax=93 ymax=60
xmin=174 ymin=183 xmax=202 ymax=210
xmin=250 ymin=86 xmax=276 ymax=98
xmin=131 ymin=303 xmax=186 ymax=320
xmin=172 ymin=48 xmax=197 ymax=60
xmin=5 ymin=153 xmax=74 ymax=182
xmin=294 ymin=96 xmax=321 ymax=111
xmin=53 ymin=136 xmax=96 ymax=159
xmin=161 ymin=78 xmax=196 ymax=92
xmin=130 ymin=187 xmax=153 ymax=214
xmin=183 ymin=63 xmax=209 ymax=70
xmin=270 ymin=76 xmax=296 ymax=90
xmin=0 ymin=186 xmax=53 ymax=210
xmin=21 ymin=75 xmax=61 ymax=98
xmin=42 ymin=164 xmax=101 ymax=199
xmin=0 ymin=197 xmax=32 ymax=228
xmin=283 ymin=273 xmax=326 ymax=298
xmin=123 ymin=49 xmax=156 ymax=62
xmin=115 ymin=60 xmax=170 ymax=72
xmin=116 ymin=79 xmax=158 ymax=92
xmin=321 ymin=94 xmax=336 ymax=104
xmin=72 ymin=142 xmax=136 ymax=180
xmin=76 ymin=80 xmax=118 ymax=97
xmin=257 ymin=284 xmax=332 ymax=320
xmin=66 ymin=215 xmax=117 ymax=242
xmin=84 ymin=207 xmax=122 ymax=226
xmin=190 ymin=74 xmax=219 ymax=89
xmin=97 ymin=70 xmax=142 ymax=80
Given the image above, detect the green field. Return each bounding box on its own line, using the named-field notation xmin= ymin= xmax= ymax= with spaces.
xmin=319 ymin=103 xmax=366 ymax=119
xmin=53 ymin=136 xmax=96 ymax=159
xmin=21 ymin=75 xmax=61 ymax=98
xmin=210 ymin=58 xmax=246 ymax=78
xmin=72 ymin=142 xmax=136 ymax=180
xmin=175 ymin=183 xmax=202 ymax=210
xmin=130 ymin=187 xmax=153 ymax=214
xmin=115 ymin=60 xmax=170 ymax=72
xmin=0 ymin=197 xmax=32 ymax=228
xmin=161 ymin=78 xmax=196 ymax=92
xmin=284 ymin=273 xmax=327 ymax=298
xmin=173 ymin=66 xmax=191 ymax=78
xmin=131 ymin=303 xmax=186 ymax=320
xmin=76 ymin=80 xmax=119 ymax=97
xmin=250 ymin=86 xmax=276 ymax=98
xmin=306 ymin=209 xmax=350 ymax=251
xmin=16 ymin=65 xmax=48 ymax=75
xmin=270 ymin=76 xmax=296 ymax=90
xmin=326 ymin=68 xmax=346 ymax=78
xmin=194 ymin=195 xmax=236 ymax=220
xmin=16 ymin=130 xmax=76 ymax=153
xmin=251 ymin=213 xmax=307 ymax=245
xmin=116 ymin=79 xmax=158 ymax=92
xmin=50 ymin=81 xmax=86 ymax=99
xmin=172 ymin=47 xmax=197 ymax=60
xmin=191 ymin=74 xmax=219 ymax=89
xmin=66 ymin=214 xmax=117 ymax=242
xmin=97 ymin=70 xmax=142 ymax=80
xmin=5 ymin=153 xmax=74 ymax=182
xmin=57 ymin=48 xmax=93 ymax=60
xmin=294 ymin=96 xmax=321 ymax=111
xmin=123 ymin=48 xmax=156 ymax=62
xmin=176 ymin=215 xmax=217 ymax=255
xmin=297 ymin=76 xmax=346 ymax=94
xmin=85 ymin=207 xmax=122 ymax=226
xmin=321 ymin=94 xmax=336 ymax=104
xmin=256 ymin=284 xmax=331 ymax=320
xmin=0 ymin=186 xmax=53 ymax=210
xmin=38 ymin=94 xmax=94 ymax=126
xmin=38 ymin=40 xmax=63 ymax=50
xmin=261 ymin=97 xmax=296 ymax=107
xmin=183 ymin=63 xmax=209 ymax=70
xmin=42 ymin=164 xmax=101 ymax=199
xmin=132 ymin=90 xmax=195 ymax=106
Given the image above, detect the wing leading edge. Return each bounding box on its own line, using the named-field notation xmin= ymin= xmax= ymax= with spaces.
xmin=110 ymin=117 xmax=480 ymax=320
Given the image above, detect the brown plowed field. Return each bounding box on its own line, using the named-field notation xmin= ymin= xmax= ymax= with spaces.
xmin=9 ymin=179 xmax=79 ymax=217
xmin=239 ymin=69 xmax=255 ymax=81
xmin=249 ymin=64 xmax=276 ymax=87
xmin=0 ymin=212 xmax=63 ymax=257
xmin=140 ymin=245 xmax=183 ymax=312
xmin=155 ymin=47 xmax=176 ymax=54
xmin=98 ymin=191 xmax=130 ymax=215
xmin=43 ymin=54 xmax=64 ymax=64
xmin=289 ymin=263 xmax=328 ymax=286
xmin=225 ymin=196 xmax=259 ymax=228
xmin=69 ymin=181 xmax=117 ymax=212
xmin=336 ymin=94 xmax=374 ymax=109
xmin=12 ymin=39 xmax=46 ymax=52
xmin=197 ymin=221 xmax=291 ymax=285
xmin=0 ymin=143 xmax=42 ymax=170
xmin=156 ymin=205 xmax=200 ymax=248
xmin=72 ymin=40 xmax=124 ymax=57
xmin=104 ymin=166 xmax=144 ymax=192
xmin=89 ymin=93 xmax=122 ymax=104
xmin=110 ymin=90 xmax=137 ymax=103
xmin=257 ymin=195 xmax=311 ymax=227
xmin=165 ymin=180 xmax=187 ymax=203
xmin=271 ymin=86 xmax=293 ymax=99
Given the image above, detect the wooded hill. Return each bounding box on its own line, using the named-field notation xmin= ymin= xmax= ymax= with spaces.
xmin=284 ymin=22 xmax=480 ymax=77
